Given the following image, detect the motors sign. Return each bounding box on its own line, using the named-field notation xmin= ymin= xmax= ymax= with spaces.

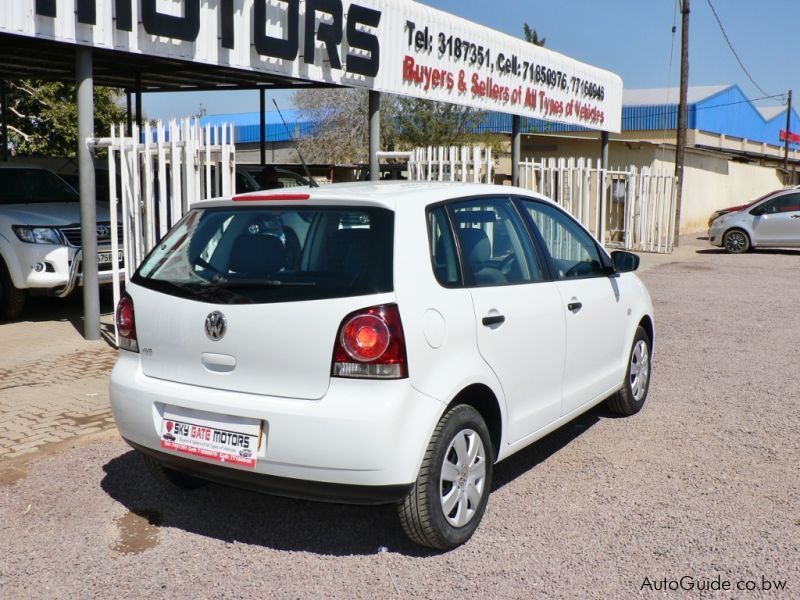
xmin=6 ymin=0 xmax=623 ymax=131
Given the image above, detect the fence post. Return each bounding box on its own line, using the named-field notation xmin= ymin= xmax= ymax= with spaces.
xmin=108 ymin=126 xmax=120 ymax=346
xmin=157 ymin=121 xmax=168 ymax=238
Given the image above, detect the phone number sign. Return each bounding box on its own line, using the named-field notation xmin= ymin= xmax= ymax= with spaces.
xmin=395 ymin=9 xmax=622 ymax=132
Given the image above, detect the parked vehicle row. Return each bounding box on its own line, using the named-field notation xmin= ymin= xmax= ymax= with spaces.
xmin=0 ymin=165 xmax=122 ymax=320
xmin=708 ymin=188 xmax=800 ymax=253
xmin=110 ymin=181 xmax=654 ymax=549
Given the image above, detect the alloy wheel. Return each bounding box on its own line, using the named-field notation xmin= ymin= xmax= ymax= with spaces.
xmin=439 ymin=428 xmax=487 ymax=528
xmin=629 ymin=339 xmax=650 ymax=402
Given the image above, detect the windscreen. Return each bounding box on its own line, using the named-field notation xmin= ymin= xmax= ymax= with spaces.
xmin=132 ymin=205 xmax=394 ymax=304
xmin=0 ymin=168 xmax=79 ymax=204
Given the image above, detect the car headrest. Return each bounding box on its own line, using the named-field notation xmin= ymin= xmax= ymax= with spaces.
xmin=227 ymin=234 xmax=286 ymax=275
xmin=458 ymin=227 xmax=491 ymax=266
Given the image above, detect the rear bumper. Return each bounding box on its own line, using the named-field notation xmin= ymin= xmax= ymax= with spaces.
xmin=110 ymin=351 xmax=445 ymax=493
xmin=126 ymin=439 xmax=413 ymax=504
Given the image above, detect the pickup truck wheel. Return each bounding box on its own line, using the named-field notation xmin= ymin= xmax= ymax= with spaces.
xmin=397 ymin=405 xmax=494 ymax=550
xmin=0 ymin=260 xmax=26 ymax=320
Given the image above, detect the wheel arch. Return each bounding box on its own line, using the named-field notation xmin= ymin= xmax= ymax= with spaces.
xmin=638 ymin=314 xmax=655 ymax=354
xmin=444 ymin=384 xmax=502 ymax=461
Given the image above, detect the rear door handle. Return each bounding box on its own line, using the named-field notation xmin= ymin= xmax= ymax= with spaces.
xmin=567 ymin=302 xmax=583 ymax=312
xmin=482 ymin=315 xmax=505 ymax=326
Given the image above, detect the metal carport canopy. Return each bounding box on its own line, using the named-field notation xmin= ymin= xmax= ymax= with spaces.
xmin=0 ymin=1 xmax=623 ymax=341
xmin=0 ymin=0 xmax=622 ymax=130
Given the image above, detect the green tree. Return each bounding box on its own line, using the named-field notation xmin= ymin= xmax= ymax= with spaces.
xmin=293 ymin=89 xmax=498 ymax=162
xmin=393 ymin=97 xmax=488 ymax=148
xmin=2 ymin=80 xmax=126 ymax=157
xmin=523 ymin=23 xmax=546 ymax=47
xmin=293 ymin=88 xmax=400 ymax=164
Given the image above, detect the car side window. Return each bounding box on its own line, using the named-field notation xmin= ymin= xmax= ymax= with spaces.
xmin=427 ymin=207 xmax=461 ymax=286
xmin=764 ymin=194 xmax=800 ymax=213
xmin=520 ymin=200 xmax=606 ymax=280
xmin=449 ymin=198 xmax=543 ymax=287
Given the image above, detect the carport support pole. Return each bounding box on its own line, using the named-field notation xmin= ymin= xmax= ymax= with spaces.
xmin=76 ymin=47 xmax=100 ymax=341
xmin=600 ymin=131 xmax=609 ymax=247
xmin=368 ymin=91 xmax=380 ymax=181
xmin=1 ymin=80 xmax=8 ymax=161
xmin=125 ymin=91 xmax=133 ymax=135
xmin=135 ymin=73 xmax=143 ymax=129
xmin=511 ymin=115 xmax=521 ymax=187
xmin=260 ymin=87 xmax=266 ymax=167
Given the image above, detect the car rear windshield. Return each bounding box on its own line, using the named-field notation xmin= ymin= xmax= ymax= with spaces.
xmin=0 ymin=168 xmax=79 ymax=204
xmin=132 ymin=205 xmax=394 ymax=304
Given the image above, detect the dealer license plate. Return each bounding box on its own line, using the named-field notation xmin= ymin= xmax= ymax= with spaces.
xmin=160 ymin=406 xmax=263 ymax=469
xmin=97 ymin=250 xmax=124 ymax=265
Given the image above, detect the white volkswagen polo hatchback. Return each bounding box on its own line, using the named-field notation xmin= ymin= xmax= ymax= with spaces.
xmin=110 ymin=182 xmax=654 ymax=550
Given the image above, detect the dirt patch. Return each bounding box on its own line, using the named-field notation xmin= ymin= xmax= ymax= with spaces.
xmin=0 ymin=429 xmax=118 ymax=486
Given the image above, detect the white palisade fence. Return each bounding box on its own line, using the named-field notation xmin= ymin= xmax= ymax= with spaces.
xmin=520 ymin=158 xmax=676 ymax=254
xmin=407 ymin=147 xmax=675 ymax=253
xmin=89 ymin=118 xmax=236 ymax=344
xmin=408 ymin=145 xmax=494 ymax=183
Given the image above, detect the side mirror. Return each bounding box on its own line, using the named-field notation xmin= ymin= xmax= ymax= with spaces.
xmin=751 ymin=205 xmax=767 ymax=216
xmin=611 ymin=250 xmax=640 ymax=273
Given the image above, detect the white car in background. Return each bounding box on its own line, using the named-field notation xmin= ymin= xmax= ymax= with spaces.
xmin=0 ymin=164 xmax=122 ymax=320
xmin=709 ymin=188 xmax=800 ymax=253
xmin=110 ymin=182 xmax=654 ymax=550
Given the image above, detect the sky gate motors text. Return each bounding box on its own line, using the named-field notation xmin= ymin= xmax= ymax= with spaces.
xmin=35 ymin=0 xmax=382 ymax=78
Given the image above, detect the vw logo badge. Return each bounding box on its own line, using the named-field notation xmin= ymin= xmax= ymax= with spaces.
xmin=96 ymin=224 xmax=110 ymax=238
xmin=205 ymin=311 xmax=227 ymax=341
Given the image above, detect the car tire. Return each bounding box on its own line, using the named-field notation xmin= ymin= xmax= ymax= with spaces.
xmin=397 ymin=405 xmax=494 ymax=550
xmin=722 ymin=229 xmax=751 ymax=254
xmin=0 ymin=259 xmax=26 ymax=321
xmin=607 ymin=326 xmax=652 ymax=416
xmin=141 ymin=453 xmax=208 ymax=490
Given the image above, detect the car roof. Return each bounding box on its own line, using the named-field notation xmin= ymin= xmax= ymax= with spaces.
xmin=193 ymin=181 xmax=554 ymax=211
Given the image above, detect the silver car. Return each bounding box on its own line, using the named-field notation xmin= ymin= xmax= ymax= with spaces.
xmin=709 ymin=189 xmax=800 ymax=253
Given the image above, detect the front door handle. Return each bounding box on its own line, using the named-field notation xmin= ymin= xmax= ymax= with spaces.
xmin=791 ymin=214 xmax=800 ymax=219
xmin=567 ymin=301 xmax=583 ymax=312
xmin=482 ymin=314 xmax=505 ymax=326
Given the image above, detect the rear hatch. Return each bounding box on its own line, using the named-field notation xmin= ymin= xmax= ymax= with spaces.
xmin=130 ymin=203 xmax=394 ymax=400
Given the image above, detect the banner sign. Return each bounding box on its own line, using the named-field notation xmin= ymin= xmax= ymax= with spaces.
xmin=780 ymin=130 xmax=800 ymax=145
xmin=3 ymin=1 xmax=623 ymax=132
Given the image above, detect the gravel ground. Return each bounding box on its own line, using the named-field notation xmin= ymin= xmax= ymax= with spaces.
xmin=1 ymin=239 xmax=798 ymax=599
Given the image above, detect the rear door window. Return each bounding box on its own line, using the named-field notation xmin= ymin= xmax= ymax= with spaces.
xmin=448 ymin=198 xmax=543 ymax=287
xmin=134 ymin=206 xmax=394 ymax=304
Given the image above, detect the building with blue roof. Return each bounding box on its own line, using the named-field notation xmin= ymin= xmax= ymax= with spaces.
xmin=487 ymin=85 xmax=800 ymax=232
xmin=207 ymin=85 xmax=800 ymax=232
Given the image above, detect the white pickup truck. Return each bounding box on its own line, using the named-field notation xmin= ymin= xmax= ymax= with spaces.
xmin=0 ymin=164 xmax=122 ymax=320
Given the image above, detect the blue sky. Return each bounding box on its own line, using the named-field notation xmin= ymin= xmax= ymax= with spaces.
xmin=144 ymin=0 xmax=795 ymax=120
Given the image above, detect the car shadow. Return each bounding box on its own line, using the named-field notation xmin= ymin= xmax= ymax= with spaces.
xmin=491 ymin=404 xmax=609 ymax=490
xmin=100 ymin=406 xmax=610 ymax=557
xmin=696 ymin=248 xmax=800 ymax=256
xmin=101 ymin=450 xmax=435 ymax=557
xmin=6 ymin=288 xmax=117 ymax=347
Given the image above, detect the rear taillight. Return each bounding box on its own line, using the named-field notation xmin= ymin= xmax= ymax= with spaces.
xmin=116 ymin=294 xmax=139 ymax=353
xmin=332 ymin=304 xmax=408 ymax=379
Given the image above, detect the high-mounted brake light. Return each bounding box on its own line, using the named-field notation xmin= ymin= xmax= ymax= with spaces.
xmin=332 ymin=304 xmax=408 ymax=379
xmin=116 ymin=294 xmax=139 ymax=353
xmin=232 ymin=193 xmax=310 ymax=202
